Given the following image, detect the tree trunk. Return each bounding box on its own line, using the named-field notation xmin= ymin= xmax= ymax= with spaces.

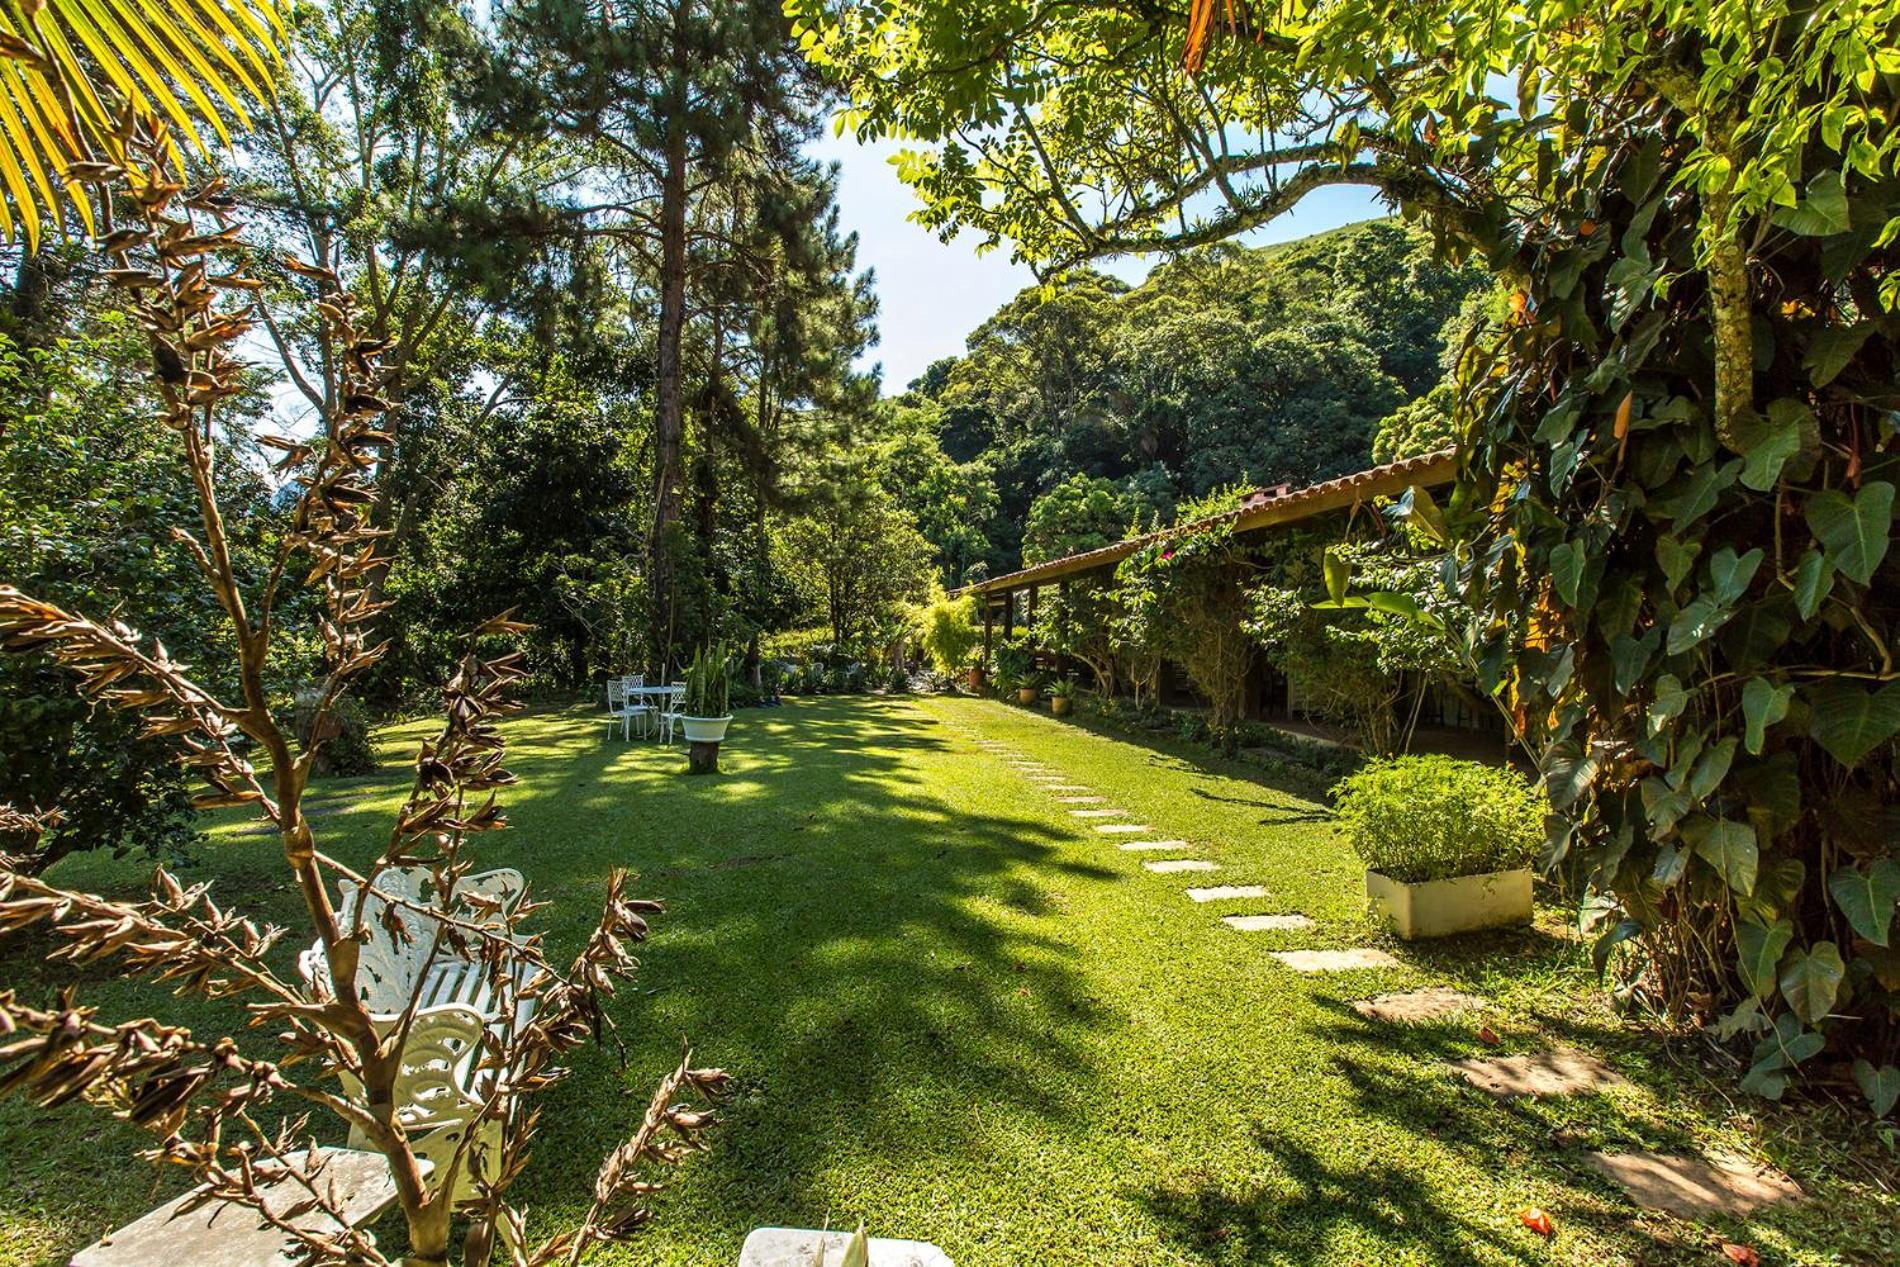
xmin=648 ymin=103 xmax=690 ymax=676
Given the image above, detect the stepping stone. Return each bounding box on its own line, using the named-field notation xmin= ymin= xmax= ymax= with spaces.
xmin=1584 ymin=1151 xmax=1800 ymax=1221
xmin=71 ymin=1147 xmax=402 ymax=1267
xmin=1222 ymin=913 xmax=1316 ymax=932
xmin=1271 ymin=948 xmax=1403 ymax=973
xmin=1039 ymin=784 xmax=1088 ymax=792
xmin=739 ymin=1228 xmax=954 ymax=1267
xmin=1094 ymin=823 xmax=1152 ymax=834
xmin=1142 ymin=859 xmax=1218 ymax=873
xmin=1056 ymin=795 xmax=1106 ymax=804
xmin=1353 ymin=986 xmax=1484 ymax=1023
xmin=1119 ymin=839 xmax=1190 ymax=852
xmin=1069 ymin=808 xmax=1127 ymax=818
xmin=1449 ymin=1049 xmax=1624 ymax=1099
xmin=1187 ymin=884 xmax=1270 ymax=902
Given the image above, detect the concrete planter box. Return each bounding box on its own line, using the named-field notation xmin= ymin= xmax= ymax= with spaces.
xmin=1366 ymin=867 xmax=1533 ymax=939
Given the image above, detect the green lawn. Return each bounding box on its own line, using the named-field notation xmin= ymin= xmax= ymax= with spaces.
xmin=1 ymin=697 xmax=1891 ymax=1266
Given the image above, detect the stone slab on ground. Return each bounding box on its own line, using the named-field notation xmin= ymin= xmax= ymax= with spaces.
xmin=1222 ymin=914 xmax=1316 ymax=932
xmin=1271 ymin=948 xmax=1403 ymax=973
xmin=1585 ymin=1151 xmax=1801 ymax=1221
xmin=738 ymin=1228 xmax=955 ymax=1267
xmin=1186 ymin=884 xmax=1269 ymax=902
xmin=1142 ymin=859 xmax=1218 ymax=873
xmin=1039 ymin=784 xmax=1088 ymax=791
xmin=1119 ymin=840 xmax=1190 ymax=852
xmin=1095 ymin=823 xmax=1152 ymax=834
xmin=1353 ymin=986 xmax=1484 ymax=1023
xmin=1055 ymin=795 xmax=1106 ymax=804
xmin=1449 ymin=1049 xmax=1624 ymax=1099
xmin=71 ymin=1147 xmax=402 ymax=1267
xmin=1069 ymin=808 xmax=1128 ymax=818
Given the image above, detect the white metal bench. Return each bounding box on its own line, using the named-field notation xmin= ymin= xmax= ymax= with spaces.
xmin=295 ymin=866 xmax=533 ymax=1204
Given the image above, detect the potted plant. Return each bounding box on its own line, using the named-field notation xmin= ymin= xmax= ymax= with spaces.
xmin=680 ymin=643 xmax=734 ymax=773
xmin=1016 ymin=671 xmax=1044 ymax=707
xmin=1048 ymin=676 xmax=1078 ymax=717
xmin=1332 ymin=755 xmax=1542 ymax=939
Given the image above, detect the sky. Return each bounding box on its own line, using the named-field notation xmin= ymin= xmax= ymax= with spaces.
xmin=805 ymin=130 xmax=1390 ymax=394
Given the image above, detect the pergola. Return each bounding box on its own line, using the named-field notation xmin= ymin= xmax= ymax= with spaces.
xmin=955 ymin=448 xmax=1458 ymax=661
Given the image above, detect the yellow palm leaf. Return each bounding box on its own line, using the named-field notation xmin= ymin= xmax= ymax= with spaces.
xmin=0 ymin=0 xmax=283 ymax=248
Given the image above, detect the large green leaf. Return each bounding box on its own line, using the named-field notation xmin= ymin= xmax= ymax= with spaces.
xmin=1803 ymin=323 xmax=1872 ymax=387
xmin=1778 ymin=941 xmax=1845 ymax=1025
xmin=1804 ymin=481 xmax=1893 ymax=584
xmin=1736 ymin=401 xmax=1807 ymax=491
xmin=1741 ymin=676 xmax=1792 ymax=754
xmin=1827 ymin=859 xmax=1900 ymax=947
xmin=1770 ymin=169 xmax=1850 ymax=236
xmin=1853 ymin=1059 xmax=1900 ymax=1117
xmin=1792 ymin=549 xmax=1834 ymax=620
xmin=1685 ymin=815 xmax=1758 ymax=894
xmin=1806 ymin=681 xmax=1900 ymax=768
xmin=1735 ymin=916 xmax=1794 ymax=1000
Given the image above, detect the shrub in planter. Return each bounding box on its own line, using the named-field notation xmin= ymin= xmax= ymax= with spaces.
xmin=1048 ymin=677 xmax=1078 ymax=716
xmin=681 ymin=643 xmax=734 ymax=773
xmin=1016 ymin=671 xmax=1044 ymax=706
xmin=885 ymin=664 xmax=911 ymax=693
xmin=1333 ymin=755 xmax=1543 ymax=938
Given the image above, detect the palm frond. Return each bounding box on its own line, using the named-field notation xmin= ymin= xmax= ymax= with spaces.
xmin=0 ymin=0 xmax=283 ymax=249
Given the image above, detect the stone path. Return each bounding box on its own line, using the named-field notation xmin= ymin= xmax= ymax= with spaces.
xmin=1353 ymin=987 xmax=1482 ymax=1023
xmin=1222 ymin=913 xmax=1315 ymax=932
xmin=1584 ymin=1152 xmax=1800 ymax=1220
xmin=1449 ymin=1049 xmax=1624 ymax=1100
xmin=957 ymin=717 xmax=1706 ymax=1230
xmin=1271 ymin=948 xmax=1403 ymax=972
xmin=1187 ymin=884 xmax=1270 ymax=902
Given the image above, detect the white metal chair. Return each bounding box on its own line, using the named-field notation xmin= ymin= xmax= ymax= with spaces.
xmin=658 ymin=683 xmax=688 ymax=743
xmin=607 ymin=674 xmax=653 ymax=739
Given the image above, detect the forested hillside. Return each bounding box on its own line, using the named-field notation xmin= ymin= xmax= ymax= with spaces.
xmin=880 ymin=219 xmax=1491 ymax=582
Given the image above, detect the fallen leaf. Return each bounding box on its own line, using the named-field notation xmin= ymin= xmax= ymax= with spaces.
xmin=1518 ymin=1207 xmax=1554 ymax=1238
xmin=1478 ymin=1025 xmax=1502 ymax=1046
xmin=1721 ymin=1245 xmax=1760 ymax=1266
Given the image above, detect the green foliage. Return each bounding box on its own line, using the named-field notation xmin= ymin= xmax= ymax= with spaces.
xmin=1112 ymin=505 xmax=1254 ymax=728
xmin=916 ymin=589 xmax=980 ymax=677
xmin=1022 ymin=473 xmax=1144 ymax=564
xmin=1029 ymin=577 xmax=1120 ymax=695
xmin=1048 ymin=676 xmax=1078 ymax=700
xmin=878 ymin=226 xmax=1481 ymax=577
xmin=0 ymin=315 xmax=282 ymax=870
xmin=1332 ymin=756 xmax=1544 ymax=885
xmin=802 ymin=0 xmax=1900 ymax=1108
xmin=682 ymin=643 xmax=734 ymax=718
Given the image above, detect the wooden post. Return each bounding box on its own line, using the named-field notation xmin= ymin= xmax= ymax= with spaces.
xmin=1003 ymin=590 xmax=1015 ymax=640
xmin=687 ymin=741 xmax=720 ymax=774
xmin=982 ymin=601 xmax=994 ymax=657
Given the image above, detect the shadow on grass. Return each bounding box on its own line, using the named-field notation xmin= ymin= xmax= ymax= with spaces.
xmin=432 ymin=698 xmax=1121 ymax=1245
xmin=2 ymin=697 xmax=1119 ymax=1262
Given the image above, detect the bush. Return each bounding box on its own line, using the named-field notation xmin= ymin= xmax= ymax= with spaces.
xmin=318 ymin=696 xmax=378 ymax=777
xmin=917 ymin=589 xmax=980 ymax=677
xmin=1331 ymin=755 xmax=1543 ymax=884
xmin=885 ymin=664 xmax=910 ymax=693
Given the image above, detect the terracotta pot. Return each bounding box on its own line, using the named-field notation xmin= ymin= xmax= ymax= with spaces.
xmin=1051 ymin=696 xmax=1072 ymax=717
xmin=966 ymin=666 xmax=985 ymax=692
xmin=1017 ymin=687 xmax=1039 ymax=706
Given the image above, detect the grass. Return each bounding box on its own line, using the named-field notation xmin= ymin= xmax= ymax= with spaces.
xmin=1 ymin=695 xmax=1894 ymax=1266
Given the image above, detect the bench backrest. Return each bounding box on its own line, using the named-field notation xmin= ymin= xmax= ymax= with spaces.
xmin=307 ymin=867 xmax=527 ymax=1016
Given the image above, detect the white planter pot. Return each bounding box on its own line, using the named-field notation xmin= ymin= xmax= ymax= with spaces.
xmin=680 ymin=715 xmax=732 ymax=743
xmin=1365 ymin=867 xmax=1533 ymax=939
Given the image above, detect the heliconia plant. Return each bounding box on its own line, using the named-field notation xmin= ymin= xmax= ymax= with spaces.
xmin=0 ymin=113 xmax=725 ymax=1266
